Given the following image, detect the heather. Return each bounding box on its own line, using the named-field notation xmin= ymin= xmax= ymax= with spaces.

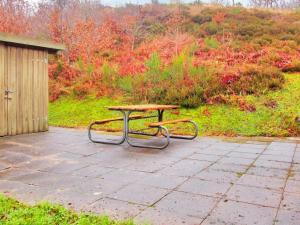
xmin=45 ymin=4 xmax=300 ymax=106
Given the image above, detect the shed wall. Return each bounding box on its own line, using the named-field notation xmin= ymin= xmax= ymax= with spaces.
xmin=0 ymin=44 xmax=48 ymax=136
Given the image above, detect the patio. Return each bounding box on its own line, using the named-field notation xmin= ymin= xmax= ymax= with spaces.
xmin=0 ymin=127 xmax=299 ymax=225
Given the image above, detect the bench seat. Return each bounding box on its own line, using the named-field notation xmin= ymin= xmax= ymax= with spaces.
xmin=148 ymin=118 xmax=191 ymax=127
xmin=93 ymin=115 xmax=143 ymax=125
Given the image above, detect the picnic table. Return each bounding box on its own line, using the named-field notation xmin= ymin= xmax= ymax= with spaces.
xmin=88 ymin=104 xmax=198 ymax=149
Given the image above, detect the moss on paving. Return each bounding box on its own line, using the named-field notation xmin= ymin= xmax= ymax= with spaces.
xmin=0 ymin=194 xmax=136 ymax=225
xmin=49 ymin=74 xmax=300 ymax=137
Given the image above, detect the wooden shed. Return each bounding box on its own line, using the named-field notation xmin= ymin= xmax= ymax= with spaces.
xmin=0 ymin=32 xmax=64 ymax=136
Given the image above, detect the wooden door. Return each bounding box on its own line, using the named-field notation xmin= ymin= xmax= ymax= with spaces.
xmin=0 ymin=44 xmax=7 ymax=136
xmin=1 ymin=46 xmax=48 ymax=136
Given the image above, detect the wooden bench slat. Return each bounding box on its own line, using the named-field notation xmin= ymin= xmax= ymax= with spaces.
xmin=93 ymin=115 xmax=143 ymax=125
xmin=148 ymin=118 xmax=191 ymax=127
xmin=107 ymin=104 xmax=179 ymax=111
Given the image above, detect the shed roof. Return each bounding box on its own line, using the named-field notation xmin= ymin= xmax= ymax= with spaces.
xmin=0 ymin=32 xmax=65 ymax=52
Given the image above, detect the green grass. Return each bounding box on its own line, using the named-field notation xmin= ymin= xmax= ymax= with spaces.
xmin=0 ymin=194 xmax=136 ymax=225
xmin=49 ymin=74 xmax=300 ymax=137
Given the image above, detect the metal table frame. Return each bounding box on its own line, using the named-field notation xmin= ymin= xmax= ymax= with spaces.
xmin=88 ymin=107 xmax=198 ymax=149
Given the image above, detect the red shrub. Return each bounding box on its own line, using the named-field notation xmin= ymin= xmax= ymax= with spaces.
xmin=220 ymin=73 xmax=239 ymax=85
xmin=274 ymin=52 xmax=292 ymax=69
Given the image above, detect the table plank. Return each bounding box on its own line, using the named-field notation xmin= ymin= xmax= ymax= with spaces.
xmin=107 ymin=104 xmax=179 ymax=111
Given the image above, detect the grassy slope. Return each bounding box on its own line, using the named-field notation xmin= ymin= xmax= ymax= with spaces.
xmin=0 ymin=194 xmax=135 ymax=225
xmin=49 ymin=74 xmax=300 ymax=137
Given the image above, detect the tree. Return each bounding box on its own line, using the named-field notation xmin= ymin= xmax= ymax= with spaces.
xmin=165 ymin=5 xmax=189 ymax=55
xmin=193 ymin=0 xmax=203 ymax=4
xmin=0 ymin=0 xmax=32 ymax=34
xmin=151 ymin=0 xmax=159 ymax=4
xmin=170 ymin=0 xmax=182 ymax=4
xmin=123 ymin=12 xmax=146 ymax=50
xmin=248 ymin=0 xmax=299 ymax=8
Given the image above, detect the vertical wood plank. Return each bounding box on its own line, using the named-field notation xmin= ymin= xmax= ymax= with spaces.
xmin=27 ymin=49 xmax=33 ymax=133
xmin=0 ymin=44 xmax=5 ymax=136
xmin=44 ymin=51 xmax=49 ymax=131
xmin=7 ymin=47 xmax=17 ymax=135
xmin=38 ymin=50 xmax=43 ymax=131
xmin=33 ymin=50 xmax=39 ymax=132
xmin=3 ymin=45 xmax=8 ymax=136
xmin=22 ymin=48 xmax=29 ymax=134
xmin=16 ymin=48 xmax=23 ymax=134
xmin=6 ymin=47 xmax=10 ymax=135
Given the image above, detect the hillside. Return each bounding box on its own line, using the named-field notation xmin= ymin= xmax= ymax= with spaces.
xmin=1 ymin=1 xmax=300 ymax=136
xmin=44 ymin=4 xmax=300 ymax=105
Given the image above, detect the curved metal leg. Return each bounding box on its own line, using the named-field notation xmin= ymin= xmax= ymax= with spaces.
xmin=126 ymin=125 xmax=170 ymax=150
xmin=128 ymin=109 xmax=163 ymax=137
xmin=88 ymin=111 xmax=126 ymax=145
xmin=161 ymin=120 xmax=199 ymax=140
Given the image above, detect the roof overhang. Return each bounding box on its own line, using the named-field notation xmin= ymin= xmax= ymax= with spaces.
xmin=0 ymin=32 xmax=65 ymax=53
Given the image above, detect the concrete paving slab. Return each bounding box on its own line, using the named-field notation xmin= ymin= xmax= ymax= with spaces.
xmin=294 ymin=152 xmax=300 ymax=164
xmin=65 ymin=177 xmax=128 ymax=197
xmin=87 ymin=198 xmax=146 ymax=220
xmin=292 ymin=163 xmax=300 ymax=172
xmin=239 ymin=143 xmax=267 ymax=148
xmin=217 ymin=157 xmax=254 ymax=166
xmin=0 ymin=167 xmax=36 ymax=180
xmin=290 ymin=170 xmax=300 ymax=181
xmin=177 ymin=178 xmax=231 ymax=198
xmin=108 ymin=183 xmax=170 ymax=206
xmin=136 ymin=173 xmax=187 ymax=190
xmin=159 ymin=159 xmax=211 ymax=177
xmin=247 ymin=166 xmax=288 ymax=179
xmin=280 ymin=192 xmax=300 ymax=212
xmin=187 ymin=153 xmax=221 ymax=162
xmin=125 ymin=160 xmax=169 ymax=173
xmin=226 ymin=151 xmax=259 ymax=159
xmin=209 ymin=162 xmax=248 ymax=173
xmin=267 ymin=142 xmax=296 ymax=151
xmin=135 ymin=207 xmax=201 ymax=225
xmin=226 ymin=184 xmax=282 ymax=207
xmin=195 ymin=169 xmax=239 ymax=183
xmin=202 ymin=200 xmax=277 ymax=225
xmin=197 ymin=148 xmax=232 ymax=156
xmin=0 ymin=151 xmax=32 ymax=165
xmin=275 ymin=209 xmax=300 ymax=225
xmin=0 ymin=162 xmax=11 ymax=171
xmin=259 ymin=154 xmax=293 ymax=163
xmin=46 ymin=189 xmax=102 ymax=211
xmin=0 ymin=180 xmax=31 ymax=194
xmin=17 ymin=155 xmax=63 ymax=171
xmin=237 ymin=174 xmax=286 ymax=191
xmin=254 ymin=159 xmax=291 ymax=170
xmin=285 ymin=179 xmax=300 ymax=194
xmin=71 ymin=165 xmax=114 ymax=178
xmin=263 ymin=149 xmax=295 ymax=157
xmin=8 ymin=171 xmax=63 ymax=187
xmin=154 ymin=191 xmax=219 ymax=219
xmin=99 ymin=169 xmax=149 ymax=186
xmin=86 ymin=153 xmax=138 ymax=169
xmin=63 ymin=145 xmax=103 ymax=156
xmin=233 ymin=147 xmax=265 ymax=154
xmin=40 ymin=161 xmax=90 ymax=174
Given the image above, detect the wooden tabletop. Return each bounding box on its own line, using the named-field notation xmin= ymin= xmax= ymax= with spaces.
xmin=107 ymin=104 xmax=179 ymax=111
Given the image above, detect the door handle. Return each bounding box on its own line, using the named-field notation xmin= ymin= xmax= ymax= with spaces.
xmin=5 ymin=90 xmax=14 ymax=95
